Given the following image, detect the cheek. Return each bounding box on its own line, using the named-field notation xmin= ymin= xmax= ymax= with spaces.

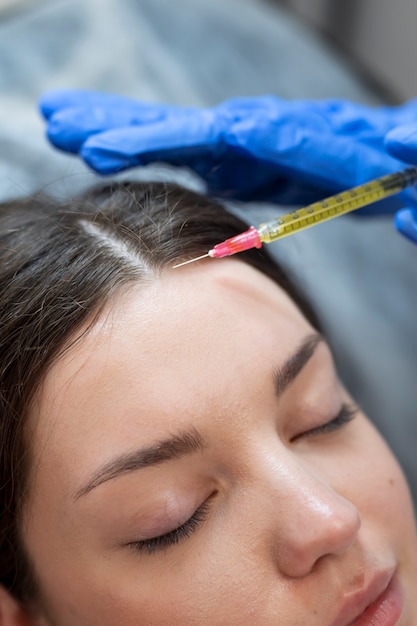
xmin=345 ymin=420 xmax=415 ymax=535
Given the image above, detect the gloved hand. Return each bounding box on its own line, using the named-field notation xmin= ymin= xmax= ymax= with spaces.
xmin=385 ymin=124 xmax=417 ymax=243
xmin=40 ymin=90 xmax=417 ymax=234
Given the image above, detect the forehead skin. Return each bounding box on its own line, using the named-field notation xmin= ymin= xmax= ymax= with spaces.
xmin=22 ymin=259 xmax=417 ymax=625
xmin=28 ymin=259 xmax=309 ymax=479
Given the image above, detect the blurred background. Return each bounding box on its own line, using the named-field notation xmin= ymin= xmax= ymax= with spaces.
xmin=1 ymin=0 xmax=417 ymax=505
xmin=275 ymin=0 xmax=417 ymax=102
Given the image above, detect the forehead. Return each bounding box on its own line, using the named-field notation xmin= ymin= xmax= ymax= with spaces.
xmin=29 ymin=260 xmax=311 ymax=493
xmin=37 ymin=259 xmax=308 ymax=392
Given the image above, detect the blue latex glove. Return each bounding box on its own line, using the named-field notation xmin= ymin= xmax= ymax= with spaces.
xmin=40 ymin=90 xmax=417 ymax=225
xmin=385 ymin=125 xmax=417 ymax=243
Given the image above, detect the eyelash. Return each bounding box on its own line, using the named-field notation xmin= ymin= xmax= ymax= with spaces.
xmin=302 ymin=402 xmax=358 ymax=439
xmin=128 ymin=500 xmax=211 ymax=556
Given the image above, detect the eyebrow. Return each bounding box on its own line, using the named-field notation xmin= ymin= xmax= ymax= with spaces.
xmin=74 ymin=428 xmax=205 ymax=500
xmin=75 ymin=333 xmax=323 ymax=500
xmin=273 ymin=333 xmax=323 ymax=397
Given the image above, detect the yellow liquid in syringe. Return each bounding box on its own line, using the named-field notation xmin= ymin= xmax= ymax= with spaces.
xmin=258 ymin=167 xmax=417 ymax=244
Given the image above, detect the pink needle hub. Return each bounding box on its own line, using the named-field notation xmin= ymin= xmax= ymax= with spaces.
xmin=208 ymin=226 xmax=262 ymax=258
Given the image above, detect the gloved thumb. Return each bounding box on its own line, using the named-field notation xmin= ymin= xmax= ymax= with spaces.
xmin=385 ymin=124 xmax=417 ymax=165
xmin=394 ymin=207 xmax=417 ymax=244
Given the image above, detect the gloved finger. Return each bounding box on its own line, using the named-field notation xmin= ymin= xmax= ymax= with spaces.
xmin=46 ymin=104 xmax=183 ymax=153
xmin=312 ymin=99 xmax=392 ymax=136
xmin=216 ymin=96 xmax=391 ymax=141
xmin=384 ymin=124 xmax=417 ymax=165
xmin=394 ymin=207 xmax=417 ymax=244
xmin=380 ymin=98 xmax=417 ymax=127
xmin=227 ymin=115 xmax=400 ymax=187
xmin=80 ymin=111 xmax=221 ymax=175
xmin=309 ymin=98 xmax=417 ymax=146
xmin=39 ymin=89 xmax=174 ymax=119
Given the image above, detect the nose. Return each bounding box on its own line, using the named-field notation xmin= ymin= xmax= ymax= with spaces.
xmin=267 ymin=455 xmax=361 ymax=578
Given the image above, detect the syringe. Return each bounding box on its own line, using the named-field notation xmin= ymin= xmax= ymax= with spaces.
xmin=173 ymin=167 xmax=417 ymax=269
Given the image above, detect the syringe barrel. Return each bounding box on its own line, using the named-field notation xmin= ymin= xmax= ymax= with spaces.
xmin=258 ymin=167 xmax=417 ymax=244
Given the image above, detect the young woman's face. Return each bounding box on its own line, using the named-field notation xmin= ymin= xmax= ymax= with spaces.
xmin=23 ymin=260 xmax=417 ymax=625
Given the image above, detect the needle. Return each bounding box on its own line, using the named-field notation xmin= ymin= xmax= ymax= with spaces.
xmin=172 ymin=253 xmax=210 ymax=269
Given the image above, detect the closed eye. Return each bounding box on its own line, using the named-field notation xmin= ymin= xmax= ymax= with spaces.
xmin=127 ymin=499 xmax=211 ymax=556
xmin=293 ymin=402 xmax=358 ymax=442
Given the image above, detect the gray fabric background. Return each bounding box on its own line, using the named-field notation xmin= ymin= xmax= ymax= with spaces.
xmin=1 ymin=0 xmax=416 ymax=503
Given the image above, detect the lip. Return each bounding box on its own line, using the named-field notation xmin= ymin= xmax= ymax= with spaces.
xmin=330 ymin=570 xmax=404 ymax=626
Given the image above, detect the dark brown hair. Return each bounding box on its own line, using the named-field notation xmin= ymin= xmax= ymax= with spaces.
xmin=0 ymin=181 xmax=319 ymax=606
